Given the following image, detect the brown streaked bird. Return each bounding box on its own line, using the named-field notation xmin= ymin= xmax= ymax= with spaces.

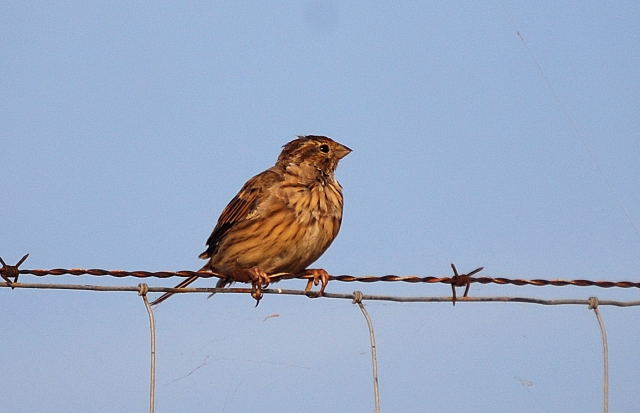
xmin=151 ymin=135 xmax=351 ymax=305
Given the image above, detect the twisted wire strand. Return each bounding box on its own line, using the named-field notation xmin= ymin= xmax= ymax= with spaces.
xmin=12 ymin=268 xmax=640 ymax=289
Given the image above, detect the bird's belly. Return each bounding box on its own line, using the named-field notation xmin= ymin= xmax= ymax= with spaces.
xmin=212 ymin=210 xmax=337 ymax=275
xmin=261 ymin=214 xmax=334 ymax=273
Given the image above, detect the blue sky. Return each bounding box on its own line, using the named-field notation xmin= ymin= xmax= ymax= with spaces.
xmin=2 ymin=2 xmax=639 ymax=412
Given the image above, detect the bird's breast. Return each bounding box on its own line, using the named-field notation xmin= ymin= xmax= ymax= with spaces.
xmin=286 ymin=180 xmax=342 ymax=221
xmin=276 ymin=179 xmax=344 ymax=269
xmin=212 ymin=178 xmax=344 ymax=274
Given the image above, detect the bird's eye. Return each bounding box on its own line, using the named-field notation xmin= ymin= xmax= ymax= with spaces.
xmin=319 ymin=144 xmax=330 ymax=153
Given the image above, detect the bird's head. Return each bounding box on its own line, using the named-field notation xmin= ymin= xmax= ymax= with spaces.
xmin=277 ymin=135 xmax=351 ymax=174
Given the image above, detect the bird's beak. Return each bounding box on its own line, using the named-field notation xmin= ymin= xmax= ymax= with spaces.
xmin=335 ymin=144 xmax=352 ymax=159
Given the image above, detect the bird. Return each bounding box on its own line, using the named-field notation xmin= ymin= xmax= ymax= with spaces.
xmin=151 ymin=135 xmax=351 ymax=305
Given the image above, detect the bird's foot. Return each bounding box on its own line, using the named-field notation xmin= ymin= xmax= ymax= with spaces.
xmin=246 ymin=266 xmax=270 ymax=305
xmin=303 ymin=268 xmax=330 ymax=297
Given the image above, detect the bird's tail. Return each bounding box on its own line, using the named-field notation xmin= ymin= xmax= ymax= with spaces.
xmin=207 ymin=277 xmax=232 ymax=299
xmin=150 ymin=264 xmax=231 ymax=306
xmin=149 ymin=275 xmax=199 ymax=306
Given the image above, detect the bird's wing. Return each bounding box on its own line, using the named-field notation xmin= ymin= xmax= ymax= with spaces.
xmin=199 ymin=168 xmax=281 ymax=259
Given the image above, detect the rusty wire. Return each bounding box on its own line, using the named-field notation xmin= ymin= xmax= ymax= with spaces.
xmin=6 ymin=266 xmax=640 ymax=289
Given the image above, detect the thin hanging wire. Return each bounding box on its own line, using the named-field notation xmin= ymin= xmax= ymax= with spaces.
xmin=589 ymin=297 xmax=609 ymax=413
xmin=353 ymin=291 xmax=381 ymax=413
xmin=139 ymin=284 xmax=156 ymax=413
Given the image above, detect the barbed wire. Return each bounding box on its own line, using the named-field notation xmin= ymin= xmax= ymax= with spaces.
xmin=2 ymin=255 xmax=640 ymax=306
xmin=4 ymin=262 xmax=640 ymax=289
xmin=2 ymin=255 xmax=637 ymax=413
xmin=1 ymin=279 xmax=625 ymax=413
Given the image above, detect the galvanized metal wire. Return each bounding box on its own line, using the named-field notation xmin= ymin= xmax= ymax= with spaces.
xmin=589 ymin=297 xmax=609 ymax=413
xmin=353 ymin=291 xmax=381 ymax=413
xmin=138 ymin=284 xmax=156 ymax=413
xmin=2 ymin=281 xmax=640 ymax=307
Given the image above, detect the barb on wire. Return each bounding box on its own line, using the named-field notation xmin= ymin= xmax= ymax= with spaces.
xmin=0 ymin=253 xmax=29 ymax=287
xmin=138 ymin=284 xmax=156 ymax=413
xmin=589 ymin=297 xmax=609 ymax=413
xmin=449 ymin=264 xmax=484 ymax=306
xmin=353 ymin=291 xmax=380 ymax=413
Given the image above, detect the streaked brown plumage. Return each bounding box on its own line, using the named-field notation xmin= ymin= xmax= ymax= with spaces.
xmin=151 ymin=135 xmax=351 ymax=305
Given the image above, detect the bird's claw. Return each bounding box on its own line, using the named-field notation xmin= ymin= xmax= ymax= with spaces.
xmin=304 ymin=268 xmax=330 ymax=298
xmin=248 ymin=267 xmax=270 ymax=305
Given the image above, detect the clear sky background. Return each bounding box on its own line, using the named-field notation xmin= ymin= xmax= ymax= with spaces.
xmin=2 ymin=2 xmax=639 ymax=412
